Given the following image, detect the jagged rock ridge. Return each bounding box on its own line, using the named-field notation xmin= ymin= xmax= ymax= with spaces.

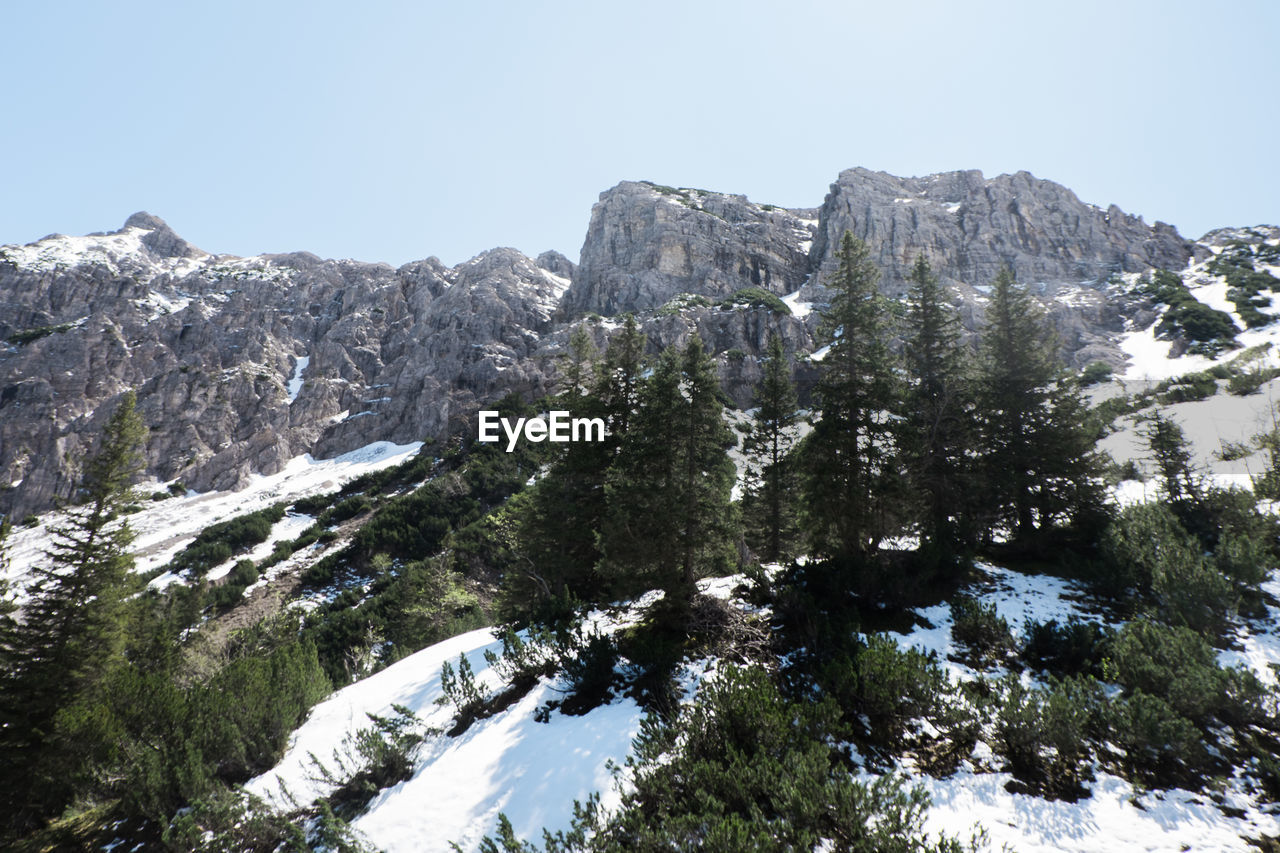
xmin=0 ymin=169 xmax=1238 ymax=520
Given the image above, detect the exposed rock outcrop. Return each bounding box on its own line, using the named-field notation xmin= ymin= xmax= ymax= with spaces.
xmin=560 ymin=181 xmax=817 ymax=318
xmin=809 ymin=168 xmax=1204 ymax=297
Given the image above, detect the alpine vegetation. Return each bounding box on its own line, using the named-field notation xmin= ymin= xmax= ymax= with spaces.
xmin=2 ymin=172 xmax=1280 ymax=852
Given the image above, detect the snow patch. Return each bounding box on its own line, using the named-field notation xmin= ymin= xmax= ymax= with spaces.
xmin=286 ymin=355 xmax=309 ymax=403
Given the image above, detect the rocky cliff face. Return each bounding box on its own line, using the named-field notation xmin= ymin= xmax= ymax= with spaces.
xmin=0 ymin=168 xmax=1235 ymax=521
xmin=0 ymin=219 xmax=568 ymax=520
xmin=560 ymin=181 xmax=817 ymax=317
xmin=809 ymin=168 xmax=1203 ymax=297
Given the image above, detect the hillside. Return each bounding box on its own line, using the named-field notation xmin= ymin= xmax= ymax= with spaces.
xmin=1 ymin=172 xmax=1279 ymax=852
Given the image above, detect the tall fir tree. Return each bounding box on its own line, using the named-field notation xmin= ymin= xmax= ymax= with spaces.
xmin=800 ymin=231 xmax=902 ymax=569
xmin=559 ymin=324 xmax=599 ymax=399
xmin=742 ymin=333 xmax=800 ymax=563
xmin=976 ymin=269 xmax=1102 ymax=545
xmin=599 ymin=335 xmax=736 ymax=608
xmin=900 ymin=256 xmax=977 ymax=573
xmin=0 ymin=390 xmax=146 ymax=833
xmin=508 ymin=317 xmax=645 ymax=621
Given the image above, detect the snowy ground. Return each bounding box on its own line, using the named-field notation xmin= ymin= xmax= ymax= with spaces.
xmin=2 ymin=440 xmax=421 ymax=599
xmin=248 ymin=559 xmax=1280 ymax=852
xmin=883 ymin=564 xmax=1280 ymax=852
xmin=246 ymin=626 xmax=645 ymax=853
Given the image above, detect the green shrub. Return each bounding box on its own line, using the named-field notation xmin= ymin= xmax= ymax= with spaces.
xmin=719 ymin=287 xmax=791 ymax=315
xmin=817 ymin=633 xmax=950 ymax=751
xmin=949 ymin=594 xmax=1015 ymax=665
xmin=496 ymin=664 xmax=969 ymax=853
xmin=169 ymin=504 xmax=286 ymax=577
xmin=1107 ymin=691 xmax=1209 ymax=784
xmin=996 ymin=676 xmax=1099 ymax=800
xmin=1079 ymin=361 xmax=1113 ymax=386
xmin=1021 ymin=617 xmax=1112 ymax=678
xmin=7 ymin=322 xmax=76 ymax=346
xmin=1103 ymin=619 xmax=1264 ymax=727
xmin=1098 ymin=502 xmax=1235 ymax=628
xmin=1154 ymin=370 xmax=1218 ymax=404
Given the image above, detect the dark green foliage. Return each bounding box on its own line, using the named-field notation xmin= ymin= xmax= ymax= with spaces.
xmin=483 ymin=665 xmax=968 ymax=852
xmin=1104 ymin=619 xmax=1265 ymax=727
xmin=1162 ymin=300 xmax=1241 ymax=354
xmin=160 ymin=788 xmax=310 ymax=852
xmin=503 ymin=318 xmax=645 ymax=623
xmin=801 ymin=231 xmax=901 ymax=572
xmin=719 ymin=287 xmax=791 ymax=315
xmin=1254 ymin=407 xmax=1280 ymax=500
xmin=1021 ymin=617 xmax=1112 ymax=679
xmin=1079 ymin=361 xmax=1113 ymax=386
xmin=1208 ymin=245 xmax=1280 ymax=329
xmin=7 ymin=322 xmax=76 ymax=346
xmin=0 ymin=391 xmax=145 ymax=833
xmin=559 ymin=325 xmax=599 ymax=398
xmin=741 ymin=333 xmax=800 ymax=563
xmin=167 ymin=503 xmax=285 ymax=577
xmin=949 ymin=594 xmax=1015 ymax=666
xmin=207 ymin=559 xmax=259 ymax=613
xmin=306 ymin=555 xmax=485 ymax=685
xmin=303 ymin=395 xmax=549 ymax=591
xmin=310 ymin=706 xmax=428 ymax=820
xmin=1140 ymin=269 xmax=1240 ymax=353
xmin=900 ymin=256 xmax=978 ymax=573
xmin=996 ymin=676 xmax=1099 ymax=800
xmin=1105 ymin=691 xmax=1210 ymax=783
xmin=977 ymin=268 xmax=1105 ymax=546
xmin=1154 ymin=370 xmax=1218 ymax=404
xmin=1098 ymin=501 xmax=1235 ymax=630
xmin=1141 ymin=412 xmax=1203 ymax=519
xmin=599 ymin=335 xmax=737 ymax=608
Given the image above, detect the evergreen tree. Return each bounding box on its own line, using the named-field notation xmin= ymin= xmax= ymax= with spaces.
xmin=599 ymin=335 xmax=736 ymax=608
xmin=1142 ymin=412 xmax=1202 ymax=511
xmin=0 ymin=390 xmax=146 ymax=832
xmin=900 ymin=256 xmax=977 ymax=572
xmin=508 ymin=318 xmax=645 ymax=621
xmin=742 ymin=333 xmax=800 ymax=563
xmin=800 ymin=231 xmax=902 ymax=568
xmin=559 ymin=324 xmax=599 ymax=399
xmin=976 ymin=269 xmax=1102 ymax=544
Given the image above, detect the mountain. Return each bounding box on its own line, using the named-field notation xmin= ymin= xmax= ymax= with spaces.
xmin=0 ymin=168 xmax=1264 ymax=522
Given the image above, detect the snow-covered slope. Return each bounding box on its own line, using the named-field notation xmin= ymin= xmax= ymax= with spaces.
xmin=246 ymin=626 xmax=644 ymax=853
xmin=1 ymin=440 xmax=421 ymax=600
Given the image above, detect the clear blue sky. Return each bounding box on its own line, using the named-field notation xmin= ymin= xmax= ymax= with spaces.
xmin=2 ymin=1 xmax=1276 ymax=267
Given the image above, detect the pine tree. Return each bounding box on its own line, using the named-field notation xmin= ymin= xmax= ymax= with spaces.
xmin=743 ymin=333 xmax=800 ymax=563
xmin=0 ymin=390 xmax=146 ymax=832
xmin=800 ymin=231 xmax=901 ymax=568
xmin=559 ymin=324 xmax=599 ymax=399
xmin=900 ymin=256 xmax=977 ymax=572
xmin=509 ymin=318 xmax=645 ymax=620
xmin=599 ymin=335 xmax=736 ymax=608
xmin=976 ymin=269 xmax=1101 ymax=545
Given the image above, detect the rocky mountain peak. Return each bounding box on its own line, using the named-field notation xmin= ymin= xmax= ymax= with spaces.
xmin=810 ymin=168 xmax=1202 ymax=297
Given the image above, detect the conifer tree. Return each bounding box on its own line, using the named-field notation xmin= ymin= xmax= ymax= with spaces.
xmin=510 ymin=318 xmax=645 ymax=619
xmin=599 ymin=335 xmax=736 ymax=608
xmin=743 ymin=333 xmax=800 ymax=563
xmin=976 ymin=269 xmax=1101 ymax=544
xmin=0 ymin=390 xmax=146 ymax=832
xmin=559 ymin=324 xmax=599 ymax=399
xmin=900 ymin=256 xmax=976 ymax=571
xmin=801 ymin=231 xmax=901 ymax=567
